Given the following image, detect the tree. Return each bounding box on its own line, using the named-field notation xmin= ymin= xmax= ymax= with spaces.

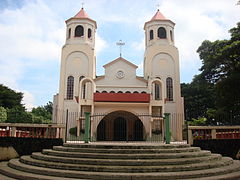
xmin=0 ymin=84 xmax=54 ymax=124
xmin=44 ymin=101 xmax=53 ymax=114
xmin=188 ymin=117 xmax=207 ymax=126
xmin=182 ymin=22 xmax=240 ymax=125
xmin=0 ymin=84 xmax=24 ymax=109
xmin=6 ymin=106 xmax=33 ymax=123
xmin=197 ymin=22 xmax=240 ymax=117
xmin=0 ymin=107 xmax=7 ymax=122
xmin=31 ymin=102 xmax=53 ymax=124
xmin=181 ymin=74 xmax=215 ymax=122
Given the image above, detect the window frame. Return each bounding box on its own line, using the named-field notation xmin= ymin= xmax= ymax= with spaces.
xmin=166 ymin=77 xmax=173 ymax=101
xmin=75 ymin=25 xmax=84 ymax=37
xmin=157 ymin=27 xmax=167 ymax=39
xmin=150 ymin=30 xmax=154 ymax=40
xmin=66 ymin=76 xmax=74 ymax=100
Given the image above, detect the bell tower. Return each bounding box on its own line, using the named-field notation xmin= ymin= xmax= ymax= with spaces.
xmin=144 ymin=9 xmax=184 ymax=140
xmin=144 ymin=9 xmax=176 ymax=79
xmin=58 ymin=8 xmax=97 ymax=111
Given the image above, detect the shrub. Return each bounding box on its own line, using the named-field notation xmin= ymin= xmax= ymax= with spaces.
xmin=69 ymin=126 xmax=77 ymax=136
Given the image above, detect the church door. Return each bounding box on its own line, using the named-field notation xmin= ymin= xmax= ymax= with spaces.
xmin=134 ymin=119 xmax=143 ymax=141
xmin=113 ymin=117 xmax=127 ymax=141
xmin=97 ymin=120 xmax=106 ymax=141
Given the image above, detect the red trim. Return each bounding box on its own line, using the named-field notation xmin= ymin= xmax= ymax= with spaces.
xmin=94 ymin=93 xmax=150 ymax=103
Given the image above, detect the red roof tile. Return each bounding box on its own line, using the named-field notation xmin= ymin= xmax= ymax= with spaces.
xmin=151 ymin=9 xmax=166 ymax=21
xmin=74 ymin=8 xmax=89 ymax=18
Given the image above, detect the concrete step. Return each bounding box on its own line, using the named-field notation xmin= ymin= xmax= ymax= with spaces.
xmin=0 ymin=169 xmax=16 ymax=180
xmin=188 ymin=167 xmax=240 ymax=180
xmin=53 ymin=145 xmax=201 ymax=154
xmin=32 ymin=152 xmax=222 ymax=166
xmin=8 ymin=158 xmax=240 ymax=179
xmin=0 ymin=161 xmax=84 ymax=180
xmin=63 ymin=143 xmax=190 ymax=149
xmin=19 ymin=155 xmax=233 ymax=173
xmin=42 ymin=149 xmax=211 ymax=159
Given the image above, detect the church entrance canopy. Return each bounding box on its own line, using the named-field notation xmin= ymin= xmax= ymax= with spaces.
xmin=96 ymin=111 xmax=145 ymax=141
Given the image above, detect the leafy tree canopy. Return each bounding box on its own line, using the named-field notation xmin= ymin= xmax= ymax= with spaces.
xmin=31 ymin=103 xmax=52 ymax=124
xmin=0 ymin=106 xmax=7 ymax=122
xmin=6 ymin=106 xmax=32 ymax=123
xmin=0 ymin=84 xmax=24 ymax=109
xmin=197 ymin=22 xmax=240 ymax=114
xmin=182 ymin=22 xmax=240 ymax=125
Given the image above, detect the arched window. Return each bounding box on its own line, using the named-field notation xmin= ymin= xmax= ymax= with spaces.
xmin=118 ymin=91 xmax=123 ymax=93
xmin=158 ymin=27 xmax=166 ymax=39
xmin=102 ymin=91 xmax=107 ymax=93
xmin=67 ymin=76 xmax=74 ymax=100
xmin=110 ymin=91 xmax=115 ymax=93
xmin=79 ymin=76 xmax=86 ymax=99
xmin=166 ymin=77 xmax=173 ymax=101
xmin=155 ymin=83 xmax=160 ymax=100
xmin=170 ymin=30 xmax=173 ymax=41
xmin=125 ymin=91 xmax=131 ymax=93
xmin=88 ymin=28 xmax=92 ymax=38
xmin=79 ymin=76 xmax=85 ymax=81
xmin=141 ymin=91 xmax=146 ymax=94
xmin=68 ymin=28 xmax=71 ymax=39
xmin=96 ymin=91 xmax=100 ymax=93
xmin=75 ymin=25 xmax=84 ymax=37
xmin=150 ymin=30 xmax=154 ymax=40
xmin=133 ymin=91 xmax=139 ymax=93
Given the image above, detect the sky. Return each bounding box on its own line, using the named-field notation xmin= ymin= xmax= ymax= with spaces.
xmin=0 ymin=0 xmax=239 ymax=110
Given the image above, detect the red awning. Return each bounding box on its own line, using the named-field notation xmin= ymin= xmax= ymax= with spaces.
xmin=94 ymin=93 xmax=150 ymax=103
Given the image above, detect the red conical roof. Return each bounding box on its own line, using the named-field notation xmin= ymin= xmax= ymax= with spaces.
xmin=66 ymin=7 xmax=97 ymax=27
xmin=151 ymin=9 xmax=166 ymax=21
xmin=74 ymin=8 xmax=89 ymax=18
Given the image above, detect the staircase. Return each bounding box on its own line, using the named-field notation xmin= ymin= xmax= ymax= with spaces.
xmin=0 ymin=143 xmax=240 ymax=179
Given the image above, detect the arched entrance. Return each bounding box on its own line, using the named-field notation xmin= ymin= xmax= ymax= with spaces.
xmin=96 ymin=111 xmax=145 ymax=141
xmin=114 ymin=117 xmax=126 ymax=141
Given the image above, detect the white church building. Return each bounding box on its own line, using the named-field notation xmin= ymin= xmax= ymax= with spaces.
xmin=53 ymin=7 xmax=184 ymax=141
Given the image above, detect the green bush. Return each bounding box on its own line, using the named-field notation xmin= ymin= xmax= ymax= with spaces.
xmin=152 ymin=130 xmax=161 ymax=135
xmin=69 ymin=126 xmax=77 ymax=136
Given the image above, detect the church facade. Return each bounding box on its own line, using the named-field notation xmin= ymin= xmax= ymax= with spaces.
xmin=53 ymin=8 xmax=184 ymax=141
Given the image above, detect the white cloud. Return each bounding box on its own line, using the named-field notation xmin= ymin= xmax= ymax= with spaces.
xmin=95 ymin=33 xmax=108 ymax=54
xmin=22 ymin=90 xmax=35 ymax=111
xmin=0 ymin=2 xmax=64 ymax=62
xmin=157 ymin=0 xmax=240 ymax=81
xmin=131 ymin=38 xmax=145 ymax=52
xmin=0 ymin=0 xmax=64 ymax=108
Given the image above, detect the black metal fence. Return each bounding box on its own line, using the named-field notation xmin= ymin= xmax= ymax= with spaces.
xmin=90 ymin=112 xmax=164 ymax=142
xmin=61 ymin=110 xmax=165 ymax=143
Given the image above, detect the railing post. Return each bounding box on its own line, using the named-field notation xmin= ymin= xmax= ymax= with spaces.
xmin=188 ymin=128 xmax=193 ymax=145
xmin=84 ymin=112 xmax=90 ymax=143
xmin=10 ymin=126 xmax=16 ymax=137
xmin=211 ymin=129 xmax=216 ymax=139
xmin=64 ymin=109 xmax=68 ymax=143
xmin=164 ymin=113 xmax=171 ymax=144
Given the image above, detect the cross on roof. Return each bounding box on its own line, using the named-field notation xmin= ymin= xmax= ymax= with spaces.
xmin=81 ymin=2 xmax=84 ymax=9
xmin=156 ymin=3 xmax=160 ymax=10
xmin=116 ymin=40 xmax=125 ymax=57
